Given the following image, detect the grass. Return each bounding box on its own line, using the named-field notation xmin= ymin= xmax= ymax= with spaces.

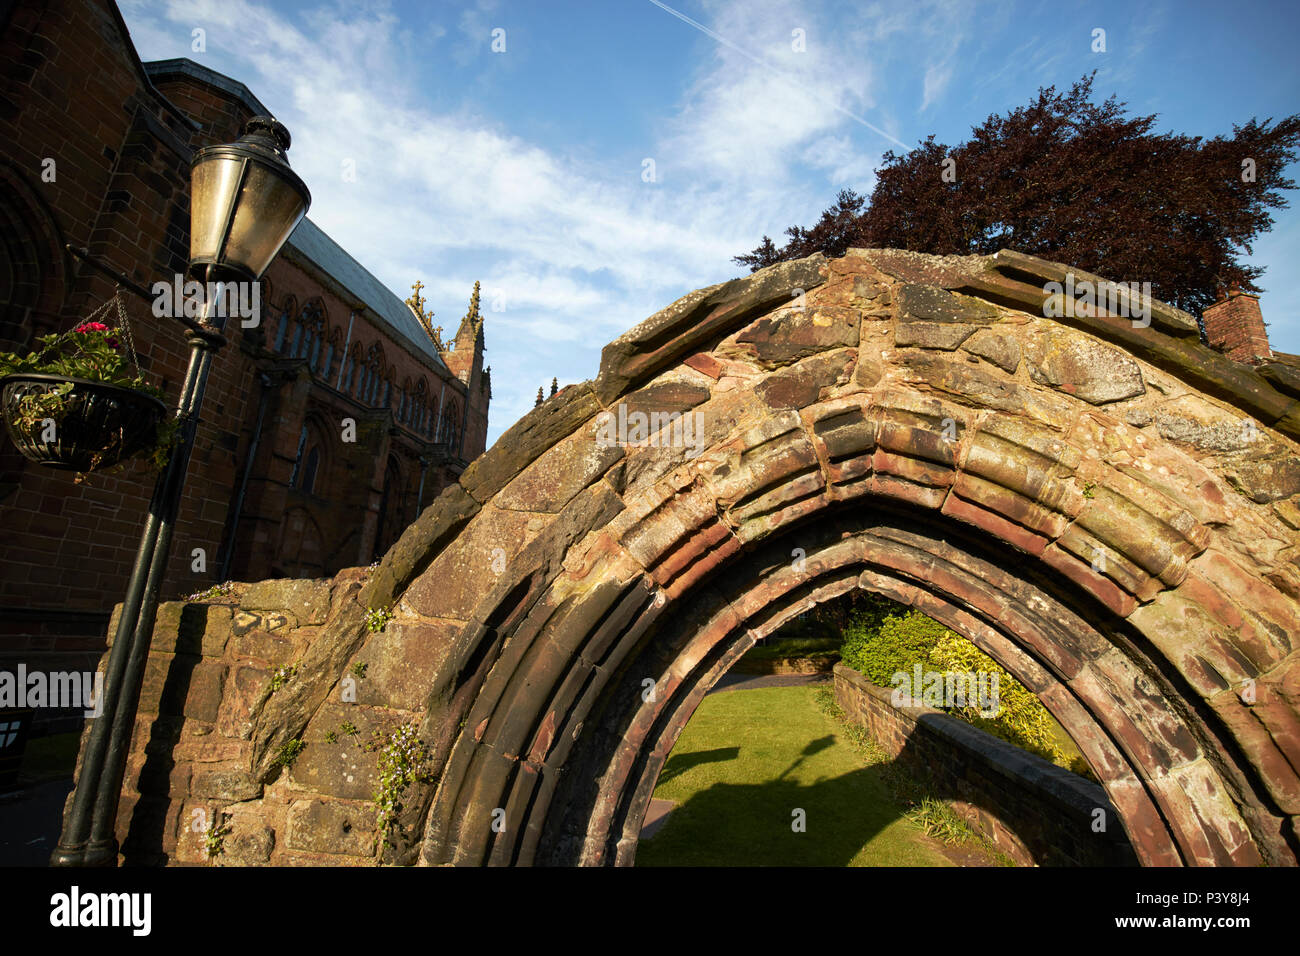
xmin=637 ymin=684 xmax=977 ymax=867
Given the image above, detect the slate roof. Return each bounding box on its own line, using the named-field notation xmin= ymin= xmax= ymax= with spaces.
xmin=143 ymin=58 xmax=270 ymax=117
xmin=138 ymin=60 xmax=448 ymax=374
xmin=285 ymin=218 xmax=449 ymax=373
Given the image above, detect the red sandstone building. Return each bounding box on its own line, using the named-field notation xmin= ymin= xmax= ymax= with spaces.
xmin=0 ymin=0 xmax=491 ymax=727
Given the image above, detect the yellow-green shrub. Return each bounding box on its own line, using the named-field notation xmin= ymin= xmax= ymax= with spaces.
xmin=839 ymin=606 xmax=1068 ymax=767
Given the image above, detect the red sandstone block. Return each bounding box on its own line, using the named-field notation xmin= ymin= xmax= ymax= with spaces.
xmin=683 ymin=352 xmax=725 ymax=380
xmin=942 ymin=491 xmax=1050 ymax=557
xmin=1041 ymin=544 xmax=1137 ymax=618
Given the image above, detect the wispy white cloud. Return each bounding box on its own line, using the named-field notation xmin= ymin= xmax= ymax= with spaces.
xmin=921 ymin=62 xmax=953 ymax=111
xmin=121 ymin=0 xmax=967 ymax=440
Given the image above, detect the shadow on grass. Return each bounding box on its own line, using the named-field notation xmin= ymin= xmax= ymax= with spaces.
xmin=638 ymin=689 xmax=1140 ymax=867
xmin=637 ymin=753 xmax=918 ymax=867
xmin=657 ymin=746 xmax=741 ymax=787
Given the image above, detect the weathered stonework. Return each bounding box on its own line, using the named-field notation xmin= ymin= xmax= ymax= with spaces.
xmin=87 ymin=248 xmax=1300 ymax=867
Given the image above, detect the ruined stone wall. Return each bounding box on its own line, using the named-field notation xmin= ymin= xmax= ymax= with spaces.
xmin=93 ymin=247 xmax=1300 ymax=866
xmin=833 ymin=664 xmax=1137 ymax=866
xmin=90 ymin=572 xmax=423 ymax=865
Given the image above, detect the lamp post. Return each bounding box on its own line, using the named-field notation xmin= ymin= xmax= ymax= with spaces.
xmin=51 ymin=116 xmax=310 ymax=867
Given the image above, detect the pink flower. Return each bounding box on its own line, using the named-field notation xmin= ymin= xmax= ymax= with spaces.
xmin=74 ymin=321 xmax=110 ymax=334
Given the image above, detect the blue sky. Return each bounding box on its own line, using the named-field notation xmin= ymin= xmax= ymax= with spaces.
xmin=119 ymin=0 xmax=1300 ymax=446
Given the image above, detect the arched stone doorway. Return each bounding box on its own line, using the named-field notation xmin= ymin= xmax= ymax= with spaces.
xmin=120 ymin=248 xmax=1300 ymax=867
xmin=383 ymin=250 xmax=1298 ymax=867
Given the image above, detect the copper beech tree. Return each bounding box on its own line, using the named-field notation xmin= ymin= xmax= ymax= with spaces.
xmin=736 ymin=73 xmax=1300 ymax=317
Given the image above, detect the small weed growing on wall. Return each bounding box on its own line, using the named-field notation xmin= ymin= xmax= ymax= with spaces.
xmin=1082 ymin=481 xmax=1096 ymax=499
xmin=187 ymin=581 xmax=235 ymax=602
xmin=364 ymin=723 xmax=435 ymax=851
xmin=269 ymin=664 xmax=296 ymax=691
xmin=326 ymin=721 xmax=360 ymax=745
xmin=204 ymin=814 xmax=232 ymax=859
xmin=272 ymin=738 xmax=305 ymax=769
xmin=351 ymin=661 xmax=368 ymax=680
xmin=365 ymin=606 xmax=394 ymax=633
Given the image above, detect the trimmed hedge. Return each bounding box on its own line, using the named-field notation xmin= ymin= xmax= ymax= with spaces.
xmin=839 ymin=604 xmax=1072 ymax=770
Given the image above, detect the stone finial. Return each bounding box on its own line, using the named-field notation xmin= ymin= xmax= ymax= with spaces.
xmin=550 ymin=377 xmax=558 ymax=397
xmin=453 ymin=281 xmax=484 ymax=352
xmin=407 ymin=279 xmax=446 ymax=350
xmin=535 ymin=386 xmax=544 ymax=407
xmin=463 ymin=281 xmax=482 ymax=328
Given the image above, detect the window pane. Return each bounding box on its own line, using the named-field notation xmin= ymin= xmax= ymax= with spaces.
xmin=302 ymin=446 xmax=320 ymax=495
xmin=288 ymin=423 xmax=308 ymax=487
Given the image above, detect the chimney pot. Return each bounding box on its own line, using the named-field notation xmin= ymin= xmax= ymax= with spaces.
xmin=1203 ymin=288 xmax=1270 ymax=364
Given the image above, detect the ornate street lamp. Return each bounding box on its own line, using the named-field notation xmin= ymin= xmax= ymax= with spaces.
xmin=51 ymin=116 xmax=310 ymax=867
xmin=188 ymin=116 xmax=311 ymax=284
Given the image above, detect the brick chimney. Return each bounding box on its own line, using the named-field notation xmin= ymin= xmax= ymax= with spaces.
xmin=1203 ymin=286 xmax=1271 ymax=364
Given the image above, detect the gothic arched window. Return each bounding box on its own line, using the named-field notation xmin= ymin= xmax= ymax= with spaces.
xmin=344 ymin=343 xmax=362 ymax=395
xmin=269 ymin=296 xmax=295 ymax=353
xmin=396 ymin=379 xmax=410 ymax=423
xmin=439 ymin=402 xmax=459 ymax=444
xmin=321 ymin=329 xmax=339 ymax=382
xmin=288 ymin=420 xmax=325 ymax=496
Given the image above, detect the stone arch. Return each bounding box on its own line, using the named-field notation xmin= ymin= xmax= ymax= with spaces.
xmin=0 ymin=160 xmax=69 ymax=347
xmin=217 ymin=250 xmax=1300 ymax=868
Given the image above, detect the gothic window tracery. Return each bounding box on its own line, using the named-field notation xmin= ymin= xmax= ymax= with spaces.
xmin=289 ymin=419 xmax=326 ymax=496
xmin=272 ymin=296 xmax=297 ymax=353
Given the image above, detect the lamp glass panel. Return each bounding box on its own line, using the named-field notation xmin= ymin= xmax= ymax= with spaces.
xmin=223 ymin=162 xmax=308 ymax=279
xmin=189 ymin=156 xmax=243 ymax=264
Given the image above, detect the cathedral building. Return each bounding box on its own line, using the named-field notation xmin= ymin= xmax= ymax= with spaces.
xmin=0 ymin=0 xmax=490 ymax=731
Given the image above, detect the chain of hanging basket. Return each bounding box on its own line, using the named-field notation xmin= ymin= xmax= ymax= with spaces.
xmin=110 ymin=286 xmax=142 ymax=379
xmin=56 ymin=289 xmax=141 ymax=376
xmin=68 ymin=287 xmax=143 ymax=379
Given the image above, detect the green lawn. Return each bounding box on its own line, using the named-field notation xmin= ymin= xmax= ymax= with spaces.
xmin=636 ymin=685 xmax=958 ymax=866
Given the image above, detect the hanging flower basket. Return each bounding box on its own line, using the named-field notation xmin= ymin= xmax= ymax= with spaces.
xmin=0 ymin=373 xmax=166 ymax=471
xmin=0 ymin=295 xmax=177 ymax=476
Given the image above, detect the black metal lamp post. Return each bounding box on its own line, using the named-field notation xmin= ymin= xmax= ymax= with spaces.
xmin=51 ymin=116 xmax=309 ymax=867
